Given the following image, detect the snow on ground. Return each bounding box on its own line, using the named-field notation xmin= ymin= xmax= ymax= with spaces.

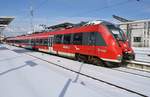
xmin=0 ymin=44 xmax=104 ymax=97
xmin=1 ymin=44 xmax=150 ymax=97
xmin=0 ymin=44 xmax=141 ymax=97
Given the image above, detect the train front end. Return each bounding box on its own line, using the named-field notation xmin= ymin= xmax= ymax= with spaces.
xmin=103 ymin=22 xmax=135 ymax=62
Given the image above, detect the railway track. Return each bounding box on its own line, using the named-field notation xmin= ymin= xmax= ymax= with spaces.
xmin=112 ymin=67 xmax=150 ymax=79
xmin=24 ymin=52 xmax=148 ymax=97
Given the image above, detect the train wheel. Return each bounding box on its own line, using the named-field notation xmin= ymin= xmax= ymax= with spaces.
xmin=104 ymin=62 xmax=121 ymax=67
xmin=76 ymin=55 xmax=82 ymax=62
xmin=75 ymin=54 xmax=83 ymax=62
xmin=75 ymin=54 xmax=88 ymax=63
xmin=93 ymin=58 xmax=104 ymax=66
xmin=104 ymin=62 xmax=114 ymax=67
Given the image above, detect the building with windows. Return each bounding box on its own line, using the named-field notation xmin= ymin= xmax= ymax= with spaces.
xmin=119 ymin=19 xmax=150 ymax=47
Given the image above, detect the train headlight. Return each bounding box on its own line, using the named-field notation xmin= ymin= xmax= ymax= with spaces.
xmin=117 ymin=55 xmax=122 ymax=61
xmin=128 ymin=51 xmax=132 ymax=53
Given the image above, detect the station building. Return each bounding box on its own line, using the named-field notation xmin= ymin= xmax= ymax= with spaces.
xmin=119 ymin=19 xmax=150 ymax=47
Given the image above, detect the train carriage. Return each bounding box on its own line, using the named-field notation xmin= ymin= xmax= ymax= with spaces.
xmin=6 ymin=20 xmax=135 ymax=66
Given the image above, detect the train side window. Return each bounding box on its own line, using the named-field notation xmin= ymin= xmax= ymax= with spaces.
xmin=20 ymin=40 xmax=22 ymax=43
xmin=23 ymin=40 xmax=25 ymax=43
xmin=63 ymin=34 xmax=71 ymax=44
xmin=82 ymin=32 xmax=89 ymax=45
xmin=26 ymin=40 xmax=29 ymax=44
xmin=49 ymin=37 xmax=54 ymax=47
xmin=35 ymin=39 xmax=37 ymax=45
xmin=41 ymin=39 xmax=43 ymax=45
xmin=24 ymin=40 xmax=26 ymax=43
xmin=19 ymin=40 xmax=22 ymax=43
xmin=95 ymin=32 xmax=106 ymax=46
xmin=73 ymin=33 xmax=83 ymax=45
xmin=54 ymin=35 xmax=62 ymax=44
xmin=40 ymin=39 xmax=43 ymax=45
xmin=38 ymin=39 xmax=41 ymax=45
xmin=23 ymin=40 xmax=26 ymax=43
xmin=82 ymin=32 xmax=96 ymax=45
xmin=21 ymin=40 xmax=23 ymax=43
xmin=43 ymin=39 xmax=48 ymax=45
xmin=89 ymin=32 xmax=96 ymax=45
xmin=36 ymin=39 xmax=40 ymax=45
xmin=31 ymin=39 xmax=35 ymax=45
xmin=36 ymin=39 xmax=39 ymax=45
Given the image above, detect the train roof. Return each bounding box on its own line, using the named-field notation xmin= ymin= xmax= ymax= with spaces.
xmin=8 ymin=24 xmax=100 ymax=40
xmin=47 ymin=22 xmax=75 ymax=30
xmin=7 ymin=20 xmax=114 ymax=40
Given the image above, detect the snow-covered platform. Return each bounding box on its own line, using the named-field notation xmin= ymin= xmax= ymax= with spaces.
xmin=133 ymin=47 xmax=150 ymax=63
xmin=0 ymin=44 xmax=150 ymax=97
xmin=0 ymin=44 xmax=101 ymax=97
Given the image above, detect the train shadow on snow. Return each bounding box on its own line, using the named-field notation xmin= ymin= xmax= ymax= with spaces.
xmin=12 ymin=49 xmax=32 ymax=54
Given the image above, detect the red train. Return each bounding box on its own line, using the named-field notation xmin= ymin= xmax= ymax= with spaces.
xmin=6 ymin=20 xmax=135 ymax=66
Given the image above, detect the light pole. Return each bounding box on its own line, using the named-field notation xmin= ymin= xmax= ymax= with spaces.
xmin=30 ymin=0 xmax=34 ymax=34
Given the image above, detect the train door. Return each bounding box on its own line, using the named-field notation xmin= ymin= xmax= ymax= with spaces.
xmin=48 ymin=35 xmax=56 ymax=54
xmin=31 ymin=38 xmax=36 ymax=49
xmin=82 ymin=32 xmax=96 ymax=55
xmin=88 ymin=32 xmax=96 ymax=55
xmin=95 ymin=32 xmax=107 ymax=59
xmin=27 ymin=38 xmax=32 ymax=49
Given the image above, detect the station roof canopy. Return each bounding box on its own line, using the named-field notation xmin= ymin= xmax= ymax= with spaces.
xmin=0 ymin=16 xmax=14 ymax=32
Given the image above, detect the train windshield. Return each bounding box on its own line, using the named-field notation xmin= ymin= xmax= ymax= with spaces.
xmin=106 ymin=24 xmax=127 ymax=41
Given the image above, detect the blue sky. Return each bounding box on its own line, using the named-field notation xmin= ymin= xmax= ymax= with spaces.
xmin=0 ymin=0 xmax=150 ymax=36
